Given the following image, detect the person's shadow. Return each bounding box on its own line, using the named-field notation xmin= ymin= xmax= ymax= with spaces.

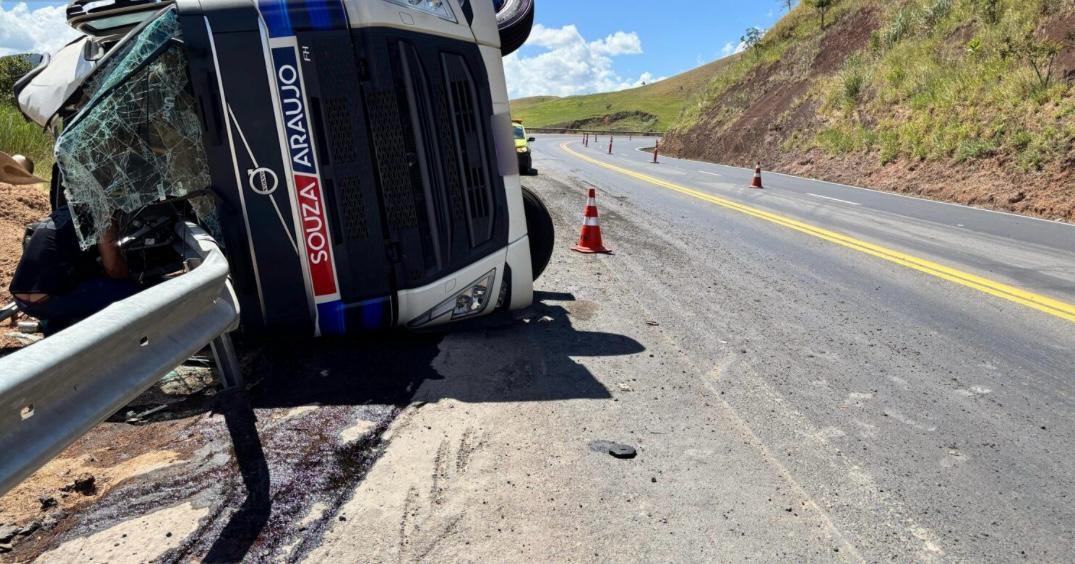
xmin=190 ymin=291 xmax=643 ymax=561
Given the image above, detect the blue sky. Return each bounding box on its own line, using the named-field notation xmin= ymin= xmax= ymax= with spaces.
xmin=1 ymin=0 xmax=789 ymax=97
xmin=512 ymin=1 xmax=787 ymax=96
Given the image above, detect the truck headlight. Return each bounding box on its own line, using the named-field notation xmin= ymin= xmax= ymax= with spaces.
xmin=516 ymin=147 xmax=529 ymax=153
xmin=409 ymin=269 xmax=496 ymax=327
xmin=382 ymin=0 xmax=457 ymax=23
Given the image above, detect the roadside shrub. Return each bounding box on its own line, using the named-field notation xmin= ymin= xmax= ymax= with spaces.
xmin=924 ymin=0 xmax=953 ymax=28
xmin=1017 ymin=145 xmax=1044 ymax=170
xmin=869 ymin=31 xmax=882 ymax=54
xmin=878 ymin=129 xmax=901 ymax=164
xmin=0 ymin=103 xmax=54 ymax=172
xmin=883 ymin=7 xmax=916 ymax=47
xmin=816 ymin=125 xmax=875 ymax=154
xmin=0 ymin=55 xmax=32 ymax=105
xmin=955 ymin=138 xmax=996 ymax=161
xmin=1009 ymin=129 xmax=1032 ymax=150
xmin=976 ymin=0 xmax=999 ymax=25
xmin=842 ymin=55 xmax=868 ymax=105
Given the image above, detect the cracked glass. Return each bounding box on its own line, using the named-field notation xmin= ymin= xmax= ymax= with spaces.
xmin=56 ymin=8 xmax=216 ymax=249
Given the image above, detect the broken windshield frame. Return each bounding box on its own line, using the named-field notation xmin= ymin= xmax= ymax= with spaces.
xmin=63 ymin=6 xmax=178 ymax=132
xmin=55 ymin=6 xmax=217 ymax=249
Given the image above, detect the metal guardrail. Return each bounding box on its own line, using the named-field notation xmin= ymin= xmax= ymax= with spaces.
xmin=0 ymin=222 xmax=240 ymax=496
xmin=528 ymin=128 xmax=663 ymax=137
xmin=0 ymin=302 xmax=17 ymax=324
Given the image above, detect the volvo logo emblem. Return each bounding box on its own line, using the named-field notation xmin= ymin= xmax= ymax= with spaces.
xmin=247 ymin=167 xmax=279 ymax=196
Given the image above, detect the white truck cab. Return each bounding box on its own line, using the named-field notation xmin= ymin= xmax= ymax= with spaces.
xmin=23 ymin=0 xmax=548 ymax=336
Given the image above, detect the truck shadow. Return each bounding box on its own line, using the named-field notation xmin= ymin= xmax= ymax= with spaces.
xmin=168 ymin=291 xmax=641 ymax=561
xmin=246 ymin=290 xmax=636 ymax=408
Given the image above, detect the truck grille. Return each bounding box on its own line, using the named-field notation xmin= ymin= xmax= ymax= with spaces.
xmin=338 ymin=175 xmax=369 ymax=240
xmin=366 ymin=89 xmax=419 ymax=230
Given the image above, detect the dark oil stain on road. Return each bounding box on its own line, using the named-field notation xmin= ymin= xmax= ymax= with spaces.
xmin=17 ymin=333 xmax=445 ymax=563
xmin=15 ymin=300 xmax=639 ymax=562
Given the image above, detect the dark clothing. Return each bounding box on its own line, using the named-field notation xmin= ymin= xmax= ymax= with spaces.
xmin=15 ymin=277 xmax=139 ymax=336
xmin=49 ymin=163 xmax=67 ymax=211
xmin=9 ymin=207 xmax=99 ymax=296
xmin=10 ymin=206 xmax=137 ymax=336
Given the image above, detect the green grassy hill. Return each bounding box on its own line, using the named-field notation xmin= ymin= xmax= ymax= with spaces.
xmin=512 ymin=0 xmax=1075 ymax=220
xmin=662 ymin=0 xmax=1075 ymax=220
xmin=509 ymin=57 xmax=733 ymax=132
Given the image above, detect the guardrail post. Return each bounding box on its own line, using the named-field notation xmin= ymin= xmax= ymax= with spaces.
xmin=211 ymin=332 xmax=244 ymax=390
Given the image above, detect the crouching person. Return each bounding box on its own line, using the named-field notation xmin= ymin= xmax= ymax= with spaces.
xmin=10 ymin=206 xmax=139 ymax=336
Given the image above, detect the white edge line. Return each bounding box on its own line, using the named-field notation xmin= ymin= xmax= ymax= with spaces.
xmin=762 ymin=172 xmax=1070 ymax=227
xmin=698 ymin=170 xmax=721 ymax=177
xmin=807 ymin=193 xmax=861 ymax=206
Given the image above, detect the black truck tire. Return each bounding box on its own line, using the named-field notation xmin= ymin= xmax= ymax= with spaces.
xmin=496 ymin=0 xmax=535 ymax=56
xmin=522 ymin=185 xmax=554 ymax=280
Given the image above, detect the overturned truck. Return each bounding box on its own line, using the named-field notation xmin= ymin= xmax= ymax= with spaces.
xmin=17 ymin=0 xmax=551 ymax=336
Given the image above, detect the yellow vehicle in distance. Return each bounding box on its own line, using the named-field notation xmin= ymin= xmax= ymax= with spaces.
xmin=513 ymin=120 xmax=536 ymax=175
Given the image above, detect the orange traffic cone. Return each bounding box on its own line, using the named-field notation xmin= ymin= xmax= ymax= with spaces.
xmin=750 ymin=163 xmax=764 ymax=189
xmin=572 ymin=188 xmax=612 ymax=254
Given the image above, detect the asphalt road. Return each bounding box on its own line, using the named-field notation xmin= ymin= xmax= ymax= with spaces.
xmin=520 ymin=135 xmax=1075 ymax=560
xmin=11 ymin=136 xmax=1074 ymax=562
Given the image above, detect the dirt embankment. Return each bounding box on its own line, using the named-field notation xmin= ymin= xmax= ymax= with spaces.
xmin=0 ymin=182 xmax=49 ymax=348
xmin=663 ymin=7 xmax=1075 ymax=222
xmin=549 ymin=111 xmax=659 ymax=131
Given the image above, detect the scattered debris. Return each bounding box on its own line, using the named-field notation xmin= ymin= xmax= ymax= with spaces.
xmin=16 ymin=320 xmax=40 ymax=334
xmin=40 ymin=511 xmax=65 ymax=530
xmin=5 ymin=330 xmax=43 ymax=346
xmin=125 ymin=404 xmax=172 ymax=424
xmin=617 ymin=382 xmax=634 ymax=392
xmin=589 ymin=440 xmax=638 ymax=459
xmin=38 ymin=495 xmax=57 ymax=511
xmin=645 ymin=320 xmax=660 ymax=327
xmin=60 ymin=473 xmax=97 ymax=496
xmin=0 ymin=524 xmax=18 ymax=543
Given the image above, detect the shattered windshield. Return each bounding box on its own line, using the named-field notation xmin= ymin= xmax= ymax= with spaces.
xmin=56 ymin=7 xmax=215 ymax=248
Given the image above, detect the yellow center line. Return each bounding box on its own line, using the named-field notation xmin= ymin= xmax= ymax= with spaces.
xmin=559 ymin=142 xmax=1075 ymax=324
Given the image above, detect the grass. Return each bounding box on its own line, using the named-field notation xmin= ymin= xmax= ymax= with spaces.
xmin=509 ymin=57 xmax=733 ymax=131
xmin=809 ymin=0 xmax=1075 ymax=170
xmin=0 ymin=102 xmax=54 ymax=178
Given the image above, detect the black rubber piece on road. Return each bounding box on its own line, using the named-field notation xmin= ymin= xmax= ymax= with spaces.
xmin=589 ymin=440 xmax=638 ymax=459
xmin=522 ymin=185 xmax=554 ymax=281
xmin=496 ymin=0 xmax=534 ymax=56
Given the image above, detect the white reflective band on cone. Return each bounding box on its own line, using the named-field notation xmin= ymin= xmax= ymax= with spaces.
xmin=584 ymin=217 xmax=601 ymax=226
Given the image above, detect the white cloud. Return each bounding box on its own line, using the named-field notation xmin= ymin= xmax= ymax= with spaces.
xmin=0 ymin=1 xmax=79 ymax=57
xmin=720 ymin=41 xmax=747 ymax=58
xmin=504 ymin=24 xmax=655 ymax=99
